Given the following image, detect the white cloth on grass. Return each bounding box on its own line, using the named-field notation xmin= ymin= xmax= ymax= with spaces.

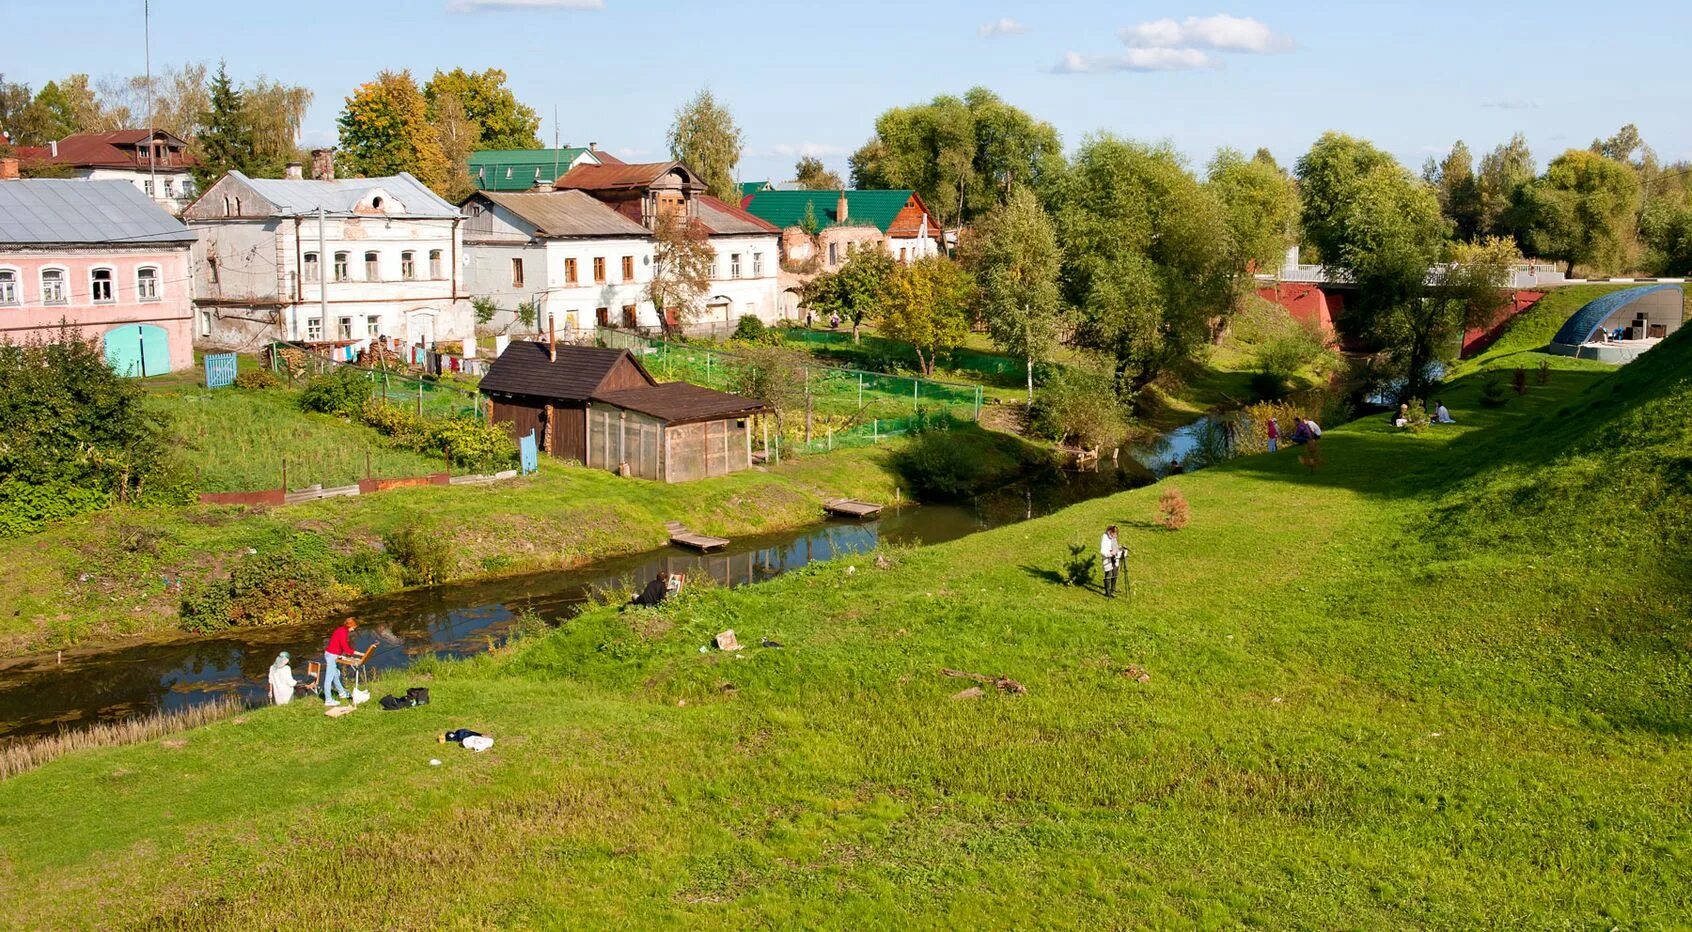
xmin=462 ymin=735 xmax=494 ymax=752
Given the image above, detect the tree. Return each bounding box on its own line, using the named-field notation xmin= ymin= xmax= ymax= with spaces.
xmin=423 ymin=68 xmax=541 ymax=151
xmin=667 ymin=88 xmax=742 ymax=203
xmin=964 ymin=187 xmax=1064 ymax=402
xmin=0 ymin=75 xmax=50 ymax=147
xmin=193 ymin=64 xmax=252 ymax=189
xmin=29 ymin=77 xmax=100 ymax=140
xmin=1641 ymin=192 xmax=1692 ymax=276
xmin=1207 ymin=147 xmax=1300 ymax=303
xmin=1296 ymin=132 xmax=1407 ymax=265
xmin=241 ymin=78 xmax=312 ymax=175
xmin=1424 ymin=140 xmax=1482 ymax=241
xmin=645 ymin=210 xmax=715 ymax=332
xmin=793 ymin=155 xmax=843 ymax=191
xmin=430 ymin=92 xmax=481 ymax=203
xmin=850 ymin=87 xmax=1063 ymax=226
xmin=1477 ymin=133 xmax=1536 ymax=247
xmin=337 ymin=71 xmax=449 ymax=193
xmin=801 ymin=249 xmax=897 ymax=344
xmin=1410 ymin=237 xmax=1518 ymax=396
xmin=1058 ymin=136 xmax=1234 ymax=394
xmin=1524 ymin=149 xmax=1640 ymax=275
xmin=879 ymin=257 xmax=974 ymax=377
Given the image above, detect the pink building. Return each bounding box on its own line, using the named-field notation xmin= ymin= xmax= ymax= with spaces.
xmin=0 ymin=170 xmax=197 ymax=374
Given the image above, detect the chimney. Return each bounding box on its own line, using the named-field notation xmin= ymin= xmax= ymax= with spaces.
xmin=0 ymin=158 xmax=18 ymax=181
xmin=589 ymin=142 xmax=598 ymax=152
xmin=548 ymin=315 xmax=557 ymax=362
xmin=310 ymin=148 xmax=335 ymax=181
xmin=836 ymin=189 xmax=848 ymax=223
xmin=285 ymin=162 xmax=304 ymax=181
xmin=49 ymin=139 xmax=58 ymax=158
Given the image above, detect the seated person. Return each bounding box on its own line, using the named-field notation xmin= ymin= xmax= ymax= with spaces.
xmin=1290 ymin=417 xmax=1312 ymax=444
xmin=627 ymin=571 xmax=671 ymax=608
xmin=268 ymin=652 xmax=297 ymax=706
xmin=1434 ymin=400 xmax=1456 ymax=424
xmin=1394 ymin=403 xmax=1410 ymax=428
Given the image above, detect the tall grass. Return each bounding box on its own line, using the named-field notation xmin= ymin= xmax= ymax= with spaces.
xmin=0 ymin=696 xmax=246 ymax=781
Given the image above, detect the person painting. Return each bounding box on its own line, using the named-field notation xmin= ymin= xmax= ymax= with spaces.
xmin=627 ymin=571 xmax=671 ymax=609
xmin=268 ymin=652 xmax=297 ymax=706
xmin=1434 ymin=399 xmax=1456 ymax=423
xmin=1266 ymin=416 xmax=1280 ymax=453
xmin=1099 ymin=526 xmax=1125 ymax=599
xmin=322 ymin=617 xmax=358 ymax=707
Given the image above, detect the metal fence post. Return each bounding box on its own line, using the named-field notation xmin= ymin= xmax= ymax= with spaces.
xmin=975 ymin=385 xmax=982 ymax=421
xmin=858 ymin=372 xmax=863 ymax=409
xmin=912 ymin=378 xmax=919 ymax=415
xmin=873 ymin=419 xmax=878 ymax=443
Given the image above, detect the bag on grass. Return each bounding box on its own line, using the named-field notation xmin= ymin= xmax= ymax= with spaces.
xmin=405 ymin=687 xmax=430 ymax=705
xmin=379 ymin=695 xmax=408 ymax=711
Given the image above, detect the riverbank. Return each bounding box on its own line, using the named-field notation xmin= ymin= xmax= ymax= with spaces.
xmin=0 ymin=422 xmax=1048 ymax=658
xmin=4 ymin=324 xmax=1688 ymax=924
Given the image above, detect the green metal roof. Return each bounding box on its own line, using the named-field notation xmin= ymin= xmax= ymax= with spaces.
xmin=738 ymin=181 xmax=772 ymax=199
xmin=741 ymin=189 xmax=914 ymax=233
xmin=469 ymin=148 xmax=592 ymax=191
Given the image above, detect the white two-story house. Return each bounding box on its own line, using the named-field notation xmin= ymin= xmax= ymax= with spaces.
xmin=184 ymin=167 xmax=470 ymax=351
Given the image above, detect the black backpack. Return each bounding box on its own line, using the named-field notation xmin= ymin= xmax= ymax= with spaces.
xmin=406 ymin=687 xmax=430 ymax=705
xmin=379 ymin=694 xmax=408 ymax=711
xmin=378 ymin=687 xmax=431 ymax=711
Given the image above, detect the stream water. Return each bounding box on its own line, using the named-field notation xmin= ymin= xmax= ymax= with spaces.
xmin=0 ymin=467 xmax=1143 ymax=744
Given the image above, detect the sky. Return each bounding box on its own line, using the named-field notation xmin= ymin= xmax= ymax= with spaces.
xmin=8 ymin=0 xmax=1692 ymax=182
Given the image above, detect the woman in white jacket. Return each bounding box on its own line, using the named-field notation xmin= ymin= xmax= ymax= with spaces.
xmin=268 ymin=652 xmax=298 ymax=706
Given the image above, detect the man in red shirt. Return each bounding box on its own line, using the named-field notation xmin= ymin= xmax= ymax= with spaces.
xmin=323 ymin=617 xmax=358 ymax=706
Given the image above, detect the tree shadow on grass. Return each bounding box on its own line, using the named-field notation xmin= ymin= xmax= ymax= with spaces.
xmin=1018 ymin=565 xmax=1105 ymax=598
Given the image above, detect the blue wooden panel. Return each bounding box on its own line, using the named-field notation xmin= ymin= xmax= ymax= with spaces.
xmin=204 ymin=352 xmax=238 ymax=388
xmin=104 ymin=324 xmax=171 ymax=378
xmin=519 ymin=431 xmax=539 ymax=475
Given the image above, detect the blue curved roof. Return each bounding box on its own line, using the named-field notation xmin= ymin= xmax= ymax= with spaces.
xmin=1552 ymin=284 xmax=1684 ymax=345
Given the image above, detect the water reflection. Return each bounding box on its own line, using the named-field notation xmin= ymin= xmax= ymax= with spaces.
xmin=0 ymin=468 xmax=1142 ymax=743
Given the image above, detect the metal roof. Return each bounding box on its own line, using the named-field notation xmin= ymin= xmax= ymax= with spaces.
xmin=479 ymin=342 xmax=655 ymax=400
xmin=475 ymin=190 xmax=653 ymax=239
xmin=0 ymin=179 xmax=195 ymax=245
xmin=694 ymin=195 xmax=780 ymax=236
xmin=230 ymin=171 xmax=460 ymax=219
xmin=593 ymin=381 xmax=767 ymax=425
xmin=1551 ymin=284 xmax=1685 ymax=345
xmin=469 ymin=148 xmax=594 ymax=192
xmin=741 ymin=189 xmax=915 ymax=234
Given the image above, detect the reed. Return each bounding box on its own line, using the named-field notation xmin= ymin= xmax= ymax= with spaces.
xmin=0 ymin=696 xmax=246 ymax=781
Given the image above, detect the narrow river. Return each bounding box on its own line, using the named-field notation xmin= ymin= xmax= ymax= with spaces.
xmin=0 ymin=467 xmax=1144 ymax=744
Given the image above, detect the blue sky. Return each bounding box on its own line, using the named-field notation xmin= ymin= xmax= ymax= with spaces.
xmin=10 ymin=0 xmax=1691 ymax=181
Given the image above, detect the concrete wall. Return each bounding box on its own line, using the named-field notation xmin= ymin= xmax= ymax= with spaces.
xmin=0 ymin=243 xmax=195 ymax=371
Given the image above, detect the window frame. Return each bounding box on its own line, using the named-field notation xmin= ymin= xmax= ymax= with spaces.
xmin=306 ymin=317 xmax=323 ymax=341
xmin=303 ymin=252 xmax=320 ymax=283
xmin=366 ymin=315 xmax=382 ymax=338
xmin=40 ymin=267 xmax=69 ymax=306
xmin=89 ymin=267 xmax=116 ymax=304
xmin=730 ymin=253 xmax=741 ymax=279
xmin=333 ymin=252 xmax=350 ymax=282
xmin=621 ymin=255 xmax=634 ymax=281
xmin=363 ymin=251 xmax=380 ymax=281
xmin=0 ymin=266 xmax=20 ymax=306
xmin=753 ymin=253 xmax=763 ymax=277
xmin=511 ymin=256 xmax=525 ymax=288
xmin=338 ymin=316 xmax=354 ymax=340
xmin=401 ymin=250 xmax=416 ymax=280
xmin=593 ymin=257 xmax=606 ymax=284
xmin=565 ymin=257 xmax=578 ymax=285
xmin=135 ymin=266 xmax=161 ymax=302
xmin=429 ymin=249 xmax=443 ymax=279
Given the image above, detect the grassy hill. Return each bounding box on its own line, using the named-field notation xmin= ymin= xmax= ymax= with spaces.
xmin=2 ymin=320 xmax=1689 ymax=926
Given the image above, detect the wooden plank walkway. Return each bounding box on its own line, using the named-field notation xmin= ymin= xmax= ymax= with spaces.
xmin=666 ymin=520 xmax=730 ymax=552
xmin=823 ymin=499 xmax=884 ymax=519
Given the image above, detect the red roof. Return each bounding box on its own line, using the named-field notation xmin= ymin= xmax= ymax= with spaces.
xmin=556 ymin=161 xmax=694 ymax=192
xmin=694 ymin=194 xmax=779 ymax=236
xmin=17 ymin=130 xmax=198 ymax=170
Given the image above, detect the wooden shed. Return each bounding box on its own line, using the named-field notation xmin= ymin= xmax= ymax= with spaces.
xmin=480 ymin=340 xmax=767 ymax=481
xmin=479 ymin=342 xmax=655 ymax=463
xmin=589 ymin=382 xmax=767 ymax=482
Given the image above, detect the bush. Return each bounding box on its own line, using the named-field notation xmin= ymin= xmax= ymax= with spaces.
xmin=472 ymin=296 xmax=498 ymax=326
xmin=1536 ymin=361 xmax=1552 ymax=385
xmin=732 ymin=315 xmax=768 ymax=342
xmin=233 ymin=369 xmax=281 ymax=390
xmin=178 ymin=581 xmax=234 ymax=634
xmin=1158 ymin=487 xmax=1190 ymax=531
xmin=1248 ymin=370 xmax=1291 ymax=402
xmin=333 ymin=547 xmax=404 ymax=597
xmin=1479 ymin=371 xmax=1510 ymax=408
xmin=359 ymin=401 xmax=433 ymax=450
xmin=0 ymin=478 xmax=110 ymax=537
xmin=181 ymin=549 xmax=335 ymax=632
xmin=300 ymin=367 xmax=374 ymax=417
xmin=1513 ymin=366 xmax=1529 ymax=396
xmin=1064 ymin=543 xmax=1098 ymax=588
xmin=384 ymin=525 xmax=455 ymax=586
xmin=1403 ymin=398 xmax=1432 ymax=433
xmin=429 ymin=417 xmax=517 ymax=472
xmin=892 ymin=426 xmax=978 ymax=502
xmin=1029 ymin=367 xmax=1128 ymax=450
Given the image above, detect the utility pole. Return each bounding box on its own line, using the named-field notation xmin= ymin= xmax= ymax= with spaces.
xmin=144 ymin=0 xmax=157 ymax=204
xmin=317 ymin=205 xmax=329 ymax=342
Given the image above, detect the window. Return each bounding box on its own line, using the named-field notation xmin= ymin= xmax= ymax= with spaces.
xmin=828 ymin=242 xmax=839 ymax=265
xmin=593 ymin=257 xmax=606 ymax=283
xmin=401 ymin=251 xmax=415 ymax=280
xmin=333 ymin=252 xmax=349 ymax=282
xmin=41 ymin=269 xmax=66 ymax=305
xmin=753 ymin=253 xmax=764 ymax=277
xmin=364 ymin=251 xmax=379 ymax=280
xmin=90 ymin=268 xmax=114 ymax=303
xmin=143 ymin=180 xmax=155 ymax=196
xmin=429 ymin=249 xmax=443 ymax=279
xmin=306 ymin=317 xmax=323 ymax=341
xmin=338 ymin=317 xmax=354 ymax=340
xmin=730 ymin=253 xmax=741 ymax=279
xmin=367 ymin=315 xmax=382 ymax=338
xmin=565 ymin=257 xmax=578 ymax=285
xmin=621 ymin=256 xmax=634 ymax=281
xmin=136 ymin=267 xmax=159 ymax=301
xmin=303 ymin=252 xmax=320 ymax=282
xmin=208 ymin=257 xmax=220 ymax=285
xmin=511 ymin=257 xmax=525 ymax=287
xmin=199 ymin=309 xmax=213 ymax=337
xmin=0 ymin=269 xmax=17 ymax=305
xmin=163 ymin=179 xmax=174 ymax=197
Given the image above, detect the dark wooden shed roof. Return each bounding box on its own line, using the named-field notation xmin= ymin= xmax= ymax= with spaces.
xmin=479 ymin=341 xmax=655 ymax=400
xmin=593 ymin=382 xmax=768 ymax=426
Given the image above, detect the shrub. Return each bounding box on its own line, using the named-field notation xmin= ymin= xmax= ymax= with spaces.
xmin=732 ymin=315 xmax=768 ymax=342
xmin=181 ymin=549 xmax=335 ymax=632
xmin=233 ymin=369 xmax=281 ymax=390
xmin=1479 ymin=371 xmax=1510 ymax=408
xmin=429 ymin=417 xmax=517 ymax=472
xmin=1158 ymin=487 xmax=1190 ymax=531
xmin=1512 ymin=366 xmax=1529 ymax=396
xmin=0 ymin=478 xmax=110 ymax=537
xmin=1029 ymin=367 xmax=1128 ymax=450
xmin=472 ymin=296 xmax=498 ymax=326
xmin=892 ymin=426 xmax=978 ymax=502
xmin=300 ymin=366 xmax=374 ymax=417
xmin=1403 ymin=399 xmax=1432 ymax=433
xmin=1536 ymin=360 xmax=1552 ymax=385
xmin=384 ymin=525 xmax=455 ymax=586
xmin=178 ymin=582 xmax=234 ymax=634
xmin=333 ymin=547 xmax=404 ymax=597
xmin=1064 ymin=543 xmax=1098 ymax=588
xmin=359 ymin=401 xmax=432 ymax=450
xmin=1234 ymin=401 xmax=1301 ymax=456
xmin=1248 ymin=370 xmax=1291 ymax=402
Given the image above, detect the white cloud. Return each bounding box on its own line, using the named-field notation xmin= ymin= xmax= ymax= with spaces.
xmin=979 ymin=17 xmax=1028 ymax=38
xmin=1119 ymin=14 xmax=1292 ymax=53
xmin=1481 ymin=100 xmax=1539 ymax=111
xmin=750 ymin=143 xmax=849 ymax=159
xmin=1053 ymin=48 xmax=1215 ymax=73
xmin=446 ymin=0 xmax=603 ymax=12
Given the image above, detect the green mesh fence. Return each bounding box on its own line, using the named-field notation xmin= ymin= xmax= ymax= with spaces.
xmin=778 ymin=328 xmax=1024 ymax=381
xmin=268 ymin=344 xmax=484 ymax=420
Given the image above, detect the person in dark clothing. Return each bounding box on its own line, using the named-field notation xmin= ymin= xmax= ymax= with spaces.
xmin=627 ymin=571 xmax=671 ymax=608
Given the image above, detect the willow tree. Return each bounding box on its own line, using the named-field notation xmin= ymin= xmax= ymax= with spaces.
xmin=965 ymin=186 xmax=1064 ymax=402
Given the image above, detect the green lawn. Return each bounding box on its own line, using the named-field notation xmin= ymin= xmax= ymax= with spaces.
xmin=3 ymin=313 xmax=1688 ymax=926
